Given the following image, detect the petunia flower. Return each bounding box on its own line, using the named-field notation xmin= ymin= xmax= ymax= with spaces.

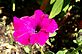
xmin=13 ymin=10 xmax=58 ymax=46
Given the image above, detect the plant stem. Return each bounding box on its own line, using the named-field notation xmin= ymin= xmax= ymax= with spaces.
xmin=40 ymin=46 xmax=44 ymax=54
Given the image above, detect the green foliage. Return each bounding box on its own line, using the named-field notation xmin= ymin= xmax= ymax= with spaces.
xmin=45 ymin=51 xmax=55 ymax=54
xmin=62 ymin=0 xmax=70 ymax=12
xmin=46 ymin=39 xmax=51 ymax=46
xmin=46 ymin=32 xmax=57 ymax=46
xmin=57 ymin=29 xmax=82 ymax=54
xmin=50 ymin=0 xmax=56 ymax=4
xmin=23 ymin=46 xmax=30 ymax=53
xmin=79 ymin=29 xmax=82 ymax=33
xmin=63 ymin=4 xmax=69 ymax=12
xmin=73 ymin=29 xmax=82 ymax=46
xmin=49 ymin=0 xmax=71 ymax=18
xmin=75 ymin=0 xmax=80 ymax=2
xmin=49 ymin=0 xmax=64 ymax=18
xmin=56 ymin=50 xmax=68 ymax=54
xmin=49 ymin=32 xmax=57 ymax=37
xmin=66 ymin=45 xmax=82 ymax=54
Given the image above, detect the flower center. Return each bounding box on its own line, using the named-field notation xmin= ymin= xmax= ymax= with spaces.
xmin=35 ymin=25 xmax=41 ymax=33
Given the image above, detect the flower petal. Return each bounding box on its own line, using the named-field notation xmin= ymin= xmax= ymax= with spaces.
xmin=41 ymin=18 xmax=58 ymax=33
xmin=34 ymin=10 xmax=44 ymax=25
xmin=37 ymin=31 xmax=49 ymax=45
xmin=13 ymin=16 xmax=35 ymax=33
xmin=30 ymin=33 xmax=38 ymax=44
xmin=41 ymin=18 xmax=50 ymax=31
xmin=13 ymin=16 xmax=26 ymax=31
xmin=46 ymin=19 xmax=58 ymax=33
xmin=34 ymin=10 xmax=44 ymax=17
xmin=14 ymin=32 xmax=30 ymax=45
xmin=13 ymin=30 xmax=27 ymax=40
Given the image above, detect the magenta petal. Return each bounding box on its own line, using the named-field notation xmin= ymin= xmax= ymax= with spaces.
xmin=15 ymin=32 xmax=30 ymax=45
xmin=41 ymin=18 xmax=58 ymax=33
xmin=34 ymin=10 xmax=44 ymax=16
xmin=46 ymin=19 xmax=58 ymax=33
xmin=13 ymin=30 xmax=28 ymax=41
xmin=34 ymin=10 xmax=44 ymax=25
xmin=30 ymin=34 xmax=38 ymax=44
xmin=13 ymin=16 xmax=34 ymax=33
xmin=37 ymin=31 xmax=49 ymax=46
xmin=13 ymin=16 xmax=26 ymax=31
xmin=20 ymin=16 xmax=31 ymax=25
xmin=41 ymin=18 xmax=50 ymax=30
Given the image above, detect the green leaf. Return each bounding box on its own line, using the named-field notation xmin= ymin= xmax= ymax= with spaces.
xmin=79 ymin=29 xmax=82 ymax=33
xmin=73 ymin=40 xmax=77 ymax=43
xmin=75 ymin=0 xmax=80 ymax=2
xmin=75 ymin=51 xmax=79 ymax=54
xmin=50 ymin=0 xmax=56 ymax=4
xmin=50 ymin=38 xmax=55 ymax=42
xmin=46 ymin=39 xmax=51 ymax=46
xmin=45 ymin=51 xmax=55 ymax=54
xmin=68 ymin=6 xmax=72 ymax=11
xmin=24 ymin=46 xmax=30 ymax=53
xmin=63 ymin=4 xmax=69 ymax=12
xmin=49 ymin=0 xmax=64 ymax=18
xmin=62 ymin=0 xmax=70 ymax=9
xmin=56 ymin=51 xmax=64 ymax=54
xmin=56 ymin=50 xmax=68 ymax=54
xmin=49 ymin=32 xmax=57 ymax=37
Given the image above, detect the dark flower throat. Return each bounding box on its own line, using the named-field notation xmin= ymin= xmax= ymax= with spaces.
xmin=35 ymin=26 xmax=41 ymax=33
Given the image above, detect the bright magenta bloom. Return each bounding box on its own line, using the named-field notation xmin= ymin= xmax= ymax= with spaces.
xmin=13 ymin=10 xmax=58 ymax=45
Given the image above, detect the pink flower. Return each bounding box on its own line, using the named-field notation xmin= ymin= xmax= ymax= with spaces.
xmin=13 ymin=10 xmax=58 ymax=46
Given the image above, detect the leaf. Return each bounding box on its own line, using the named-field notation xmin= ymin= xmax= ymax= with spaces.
xmin=75 ymin=0 xmax=80 ymax=2
xmin=46 ymin=39 xmax=51 ymax=46
xmin=45 ymin=51 xmax=54 ymax=54
xmin=49 ymin=0 xmax=64 ymax=18
xmin=12 ymin=3 xmax=15 ymax=11
xmin=24 ymin=46 xmax=30 ymax=53
xmin=50 ymin=0 xmax=56 ymax=4
xmin=62 ymin=0 xmax=70 ymax=9
xmin=75 ymin=51 xmax=79 ymax=54
xmin=73 ymin=40 xmax=77 ymax=43
xmin=49 ymin=32 xmax=57 ymax=37
xmin=35 ymin=44 xmax=40 ymax=48
xmin=63 ymin=4 xmax=69 ymax=12
xmin=56 ymin=50 xmax=68 ymax=54
xmin=75 ymin=29 xmax=82 ymax=45
xmin=68 ymin=6 xmax=72 ymax=11
xmin=56 ymin=51 xmax=64 ymax=54
xmin=79 ymin=29 xmax=82 ymax=33
xmin=50 ymin=38 xmax=55 ymax=42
